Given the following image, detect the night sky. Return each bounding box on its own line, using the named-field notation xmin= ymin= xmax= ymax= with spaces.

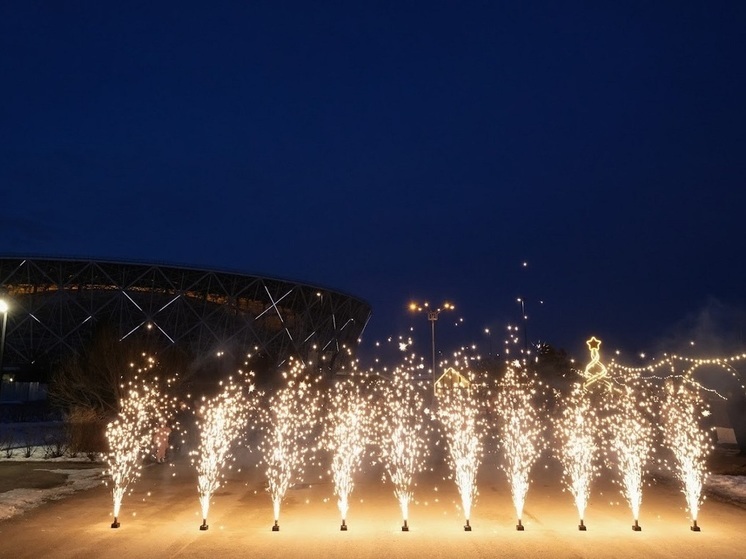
xmin=2 ymin=2 xmax=745 ymax=362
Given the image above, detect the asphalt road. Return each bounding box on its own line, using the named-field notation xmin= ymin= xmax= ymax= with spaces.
xmin=0 ymin=451 xmax=744 ymax=559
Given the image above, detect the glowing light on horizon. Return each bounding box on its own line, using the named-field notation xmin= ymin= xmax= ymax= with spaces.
xmin=494 ymin=361 xmax=544 ymax=530
xmin=193 ymin=375 xmax=254 ymax=530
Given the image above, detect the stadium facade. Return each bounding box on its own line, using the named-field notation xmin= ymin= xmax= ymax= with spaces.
xmin=0 ymin=257 xmax=371 ymax=376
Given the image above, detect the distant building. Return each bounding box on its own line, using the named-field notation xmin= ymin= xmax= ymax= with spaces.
xmin=0 ymin=257 xmax=371 ymax=376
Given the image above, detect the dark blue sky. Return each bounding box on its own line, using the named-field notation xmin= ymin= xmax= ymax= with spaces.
xmin=2 ymin=2 xmax=745 ymax=361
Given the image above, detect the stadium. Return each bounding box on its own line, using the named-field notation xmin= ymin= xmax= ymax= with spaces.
xmin=0 ymin=257 xmax=372 ymax=381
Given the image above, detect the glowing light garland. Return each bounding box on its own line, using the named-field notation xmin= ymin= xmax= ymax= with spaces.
xmin=322 ymin=376 xmax=374 ymax=530
xmin=259 ymin=359 xmax=321 ymax=531
xmin=661 ymin=378 xmax=712 ymax=531
xmin=494 ymin=361 xmax=544 ymax=530
xmin=608 ymin=352 xmax=746 ymax=400
xmin=434 ymin=365 xmax=485 ymax=531
xmin=377 ymin=365 xmax=429 ymax=531
xmin=105 ymin=381 xmax=167 ymax=528
xmin=193 ymin=375 xmax=254 ymax=530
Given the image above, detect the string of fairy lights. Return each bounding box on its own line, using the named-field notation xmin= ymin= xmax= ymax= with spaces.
xmin=99 ymin=335 xmax=746 ymax=534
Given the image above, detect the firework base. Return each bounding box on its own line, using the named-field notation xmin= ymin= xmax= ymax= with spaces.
xmin=340 ymin=521 xmax=347 ymax=531
xmin=578 ymin=520 xmax=587 ymax=531
xmin=401 ymin=520 xmax=409 ymax=532
xmin=110 ymin=521 xmax=120 ymax=529
xmin=632 ymin=520 xmax=641 ymax=532
xmin=464 ymin=520 xmax=472 ymax=532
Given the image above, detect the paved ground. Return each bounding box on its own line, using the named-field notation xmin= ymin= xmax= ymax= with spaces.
xmin=1 ymin=449 xmax=745 ymax=559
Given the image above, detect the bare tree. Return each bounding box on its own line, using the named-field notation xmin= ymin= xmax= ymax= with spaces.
xmin=49 ymin=322 xmax=193 ymax=452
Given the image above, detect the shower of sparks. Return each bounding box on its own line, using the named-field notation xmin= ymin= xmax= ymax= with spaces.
xmin=258 ymin=359 xmax=321 ymax=529
xmin=606 ymin=381 xmax=653 ymax=528
xmin=661 ymin=378 xmax=712 ymax=528
xmin=192 ymin=374 xmax=254 ymax=529
xmin=376 ymin=363 xmax=429 ymax=530
xmin=494 ymin=361 xmax=544 ymax=528
xmin=322 ymin=376 xmax=375 ymax=528
xmin=105 ymin=381 xmax=168 ymax=526
xmin=434 ymin=362 xmax=485 ymax=529
xmin=556 ymin=381 xmax=599 ymax=528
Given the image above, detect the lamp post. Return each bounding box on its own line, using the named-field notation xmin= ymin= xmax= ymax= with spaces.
xmin=0 ymin=299 xmax=8 ymax=378
xmin=516 ymin=297 xmax=528 ymax=352
xmin=409 ymin=301 xmax=454 ymax=394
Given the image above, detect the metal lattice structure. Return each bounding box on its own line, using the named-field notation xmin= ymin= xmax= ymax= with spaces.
xmin=0 ymin=257 xmax=371 ymax=373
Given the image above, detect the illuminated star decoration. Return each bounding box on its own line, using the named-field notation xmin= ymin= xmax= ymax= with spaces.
xmin=581 ymin=337 xmax=613 ymax=391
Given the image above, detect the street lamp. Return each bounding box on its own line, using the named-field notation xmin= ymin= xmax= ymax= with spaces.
xmin=516 ymin=298 xmax=528 ymax=352
xmin=0 ymin=299 xmax=8 ymax=378
xmin=408 ymin=301 xmax=454 ymax=393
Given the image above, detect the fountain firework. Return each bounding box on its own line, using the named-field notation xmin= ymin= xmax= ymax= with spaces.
xmin=259 ymin=359 xmax=321 ymax=531
xmin=193 ymin=375 xmax=254 ymax=530
xmin=322 ymin=376 xmax=374 ymax=530
xmin=434 ymin=364 xmax=484 ymax=531
xmin=377 ymin=364 xmax=429 ymax=531
xmin=494 ymin=361 xmax=544 ymax=530
xmin=661 ymin=378 xmax=712 ymax=531
xmin=105 ymin=381 xmax=168 ymax=528
xmin=556 ymin=381 xmax=599 ymax=530
xmin=606 ymin=381 xmax=653 ymax=531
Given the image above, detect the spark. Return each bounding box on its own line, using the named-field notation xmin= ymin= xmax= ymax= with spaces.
xmin=606 ymin=382 xmax=653 ymax=530
xmin=494 ymin=361 xmax=544 ymax=530
xmin=322 ymin=376 xmax=374 ymax=530
xmin=193 ymin=375 xmax=254 ymax=530
xmin=434 ymin=365 xmax=485 ymax=531
xmin=556 ymin=381 xmax=599 ymax=530
xmin=661 ymin=378 xmax=712 ymax=531
xmin=258 ymin=359 xmax=321 ymax=531
xmin=105 ymin=381 xmax=167 ymax=528
xmin=376 ymin=365 xmax=429 ymax=531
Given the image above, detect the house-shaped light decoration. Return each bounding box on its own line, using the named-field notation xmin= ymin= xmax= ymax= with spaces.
xmin=435 ymin=367 xmax=471 ymax=389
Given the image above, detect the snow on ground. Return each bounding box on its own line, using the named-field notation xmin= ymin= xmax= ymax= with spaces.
xmin=0 ymin=447 xmax=105 ymax=521
xmin=0 ymin=467 xmax=104 ymax=520
xmin=0 ymin=440 xmax=744 ymax=525
xmin=707 ymin=475 xmax=746 ymax=505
